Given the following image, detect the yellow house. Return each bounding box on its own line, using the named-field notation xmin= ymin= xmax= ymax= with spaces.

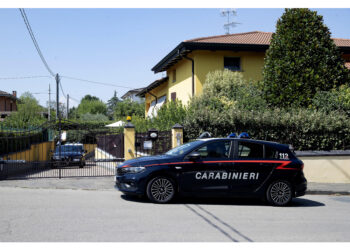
xmin=137 ymin=31 xmax=350 ymax=117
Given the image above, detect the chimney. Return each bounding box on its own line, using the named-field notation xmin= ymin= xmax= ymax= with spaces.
xmin=12 ymin=91 xmax=17 ymax=97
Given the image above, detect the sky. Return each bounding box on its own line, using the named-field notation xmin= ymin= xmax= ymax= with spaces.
xmin=0 ymin=8 xmax=350 ymax=107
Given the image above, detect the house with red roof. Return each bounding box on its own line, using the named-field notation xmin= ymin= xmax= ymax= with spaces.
xmin=137 ymin=31 xmax=350 ymax=117
xmin=0 ymin=90 xmax=18 ymax=121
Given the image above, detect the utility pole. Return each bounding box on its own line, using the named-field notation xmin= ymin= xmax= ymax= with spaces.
xmin=56 ymin=74 xmax=60 ymax=120
xmin=67 ymin=94 xmax=69 ymax=119
xmin=55 ymin=73 xmax=62 ymax=178
xmin=48 ymin=84 xmax=51 ymax=121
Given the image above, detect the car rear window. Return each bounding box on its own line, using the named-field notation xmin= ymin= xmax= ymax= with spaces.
xmin=238 ymin=141 xmax=263 ymax=159
xmin=265 ymin=145 xmax=293 ymax=160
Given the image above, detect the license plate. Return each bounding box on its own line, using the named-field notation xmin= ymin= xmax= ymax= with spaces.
xmin=73 ymin=159 xmax=80 ymax=162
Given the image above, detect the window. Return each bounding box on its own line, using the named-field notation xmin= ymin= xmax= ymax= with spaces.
xmin=265 ymin=145 xmax=279 ymax=159
xmin=238 ymin=141 xmax=263 ymax=159
xmin=172 ymin=70 xmax=176 ymax=83
xmin=224 ymin=57 xmax=241 ymax=71
xmin=171 ymin=92 xmax=176 ymax=101
xmin=194 ymin=141 xmax=231 ymax=159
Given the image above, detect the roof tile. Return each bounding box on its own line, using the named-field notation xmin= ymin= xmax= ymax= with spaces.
xmin=185 ymin=31 xmax=350 ymax=47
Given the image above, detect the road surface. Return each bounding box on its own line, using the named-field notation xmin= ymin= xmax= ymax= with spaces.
xmin=0 ymin=184 xmax=349 ymax=242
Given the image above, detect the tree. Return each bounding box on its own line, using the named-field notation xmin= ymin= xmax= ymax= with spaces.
xmin=262 ymin=8 xmax=349 ymax=107
xmin=76 ymin=95 xmax=107 ymax=116
xmin=106 ymin=91 xmax=120 ymax=119
xmin=3 ymin=92 xmax=46 ymax=128
xmin=81 ymin=95 xmax=99 ymax=102
xmin=46 ymin=100 xmax=66 ymax=119
xmin=113 ymin=99 xmax=144 ymax=120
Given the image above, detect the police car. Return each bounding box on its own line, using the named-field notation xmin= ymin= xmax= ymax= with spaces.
xmin=115 ymin=134 xmax=307 ymax=206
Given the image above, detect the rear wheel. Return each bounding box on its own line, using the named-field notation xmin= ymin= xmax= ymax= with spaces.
xmin=266 ymin=180 xmax=292 ymax=206
xmin=146 ymin=176 xmax=175 ymax=203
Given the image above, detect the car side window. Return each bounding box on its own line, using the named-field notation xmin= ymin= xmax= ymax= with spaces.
xmin=194 ymin=141 xmax=231 ymax=159
xmin=238 ymin=141 xmax=263 ymax=159
xmin=265 ymin=145 xmax=279 ymax=159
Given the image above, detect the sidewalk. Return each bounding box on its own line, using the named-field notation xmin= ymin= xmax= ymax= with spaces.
xmin=0 ymin=177 xmax=350 ymax=195
xmin=307 ymin=182 xmax=350 ymax=195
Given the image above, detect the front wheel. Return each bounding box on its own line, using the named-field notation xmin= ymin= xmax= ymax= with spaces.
xmin=146 ymin=176 xmax=176 ymax=203
xmin=266 ymin=180 xmax=293 ymax=206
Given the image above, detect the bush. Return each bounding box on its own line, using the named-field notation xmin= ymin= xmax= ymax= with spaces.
xmin=131 ymin=100 xmax=187 ymax=132
xmin=114 ymin=99 xmax=144 ymax=120
xmin=312 ymin=85 xmax=350 ymax=116
xmin=200 ymin=70 xmax=267 ymax=112
xmin=183 ymin=107 xmax=350 ymax=150
xmin=183 ymin=70 xmax=350 ymax=150
xmin=80 ymin=113 xmax=109 ymax=122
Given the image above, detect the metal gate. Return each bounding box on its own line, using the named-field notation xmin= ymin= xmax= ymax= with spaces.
xmin=135 ymin=130 xmax=172 ymax=157
xmin=0 ymin=120 xmax=124 ymax=180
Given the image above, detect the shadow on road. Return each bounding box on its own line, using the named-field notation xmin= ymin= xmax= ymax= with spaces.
xmin=121 ymin=195 xmax=325 ymax=207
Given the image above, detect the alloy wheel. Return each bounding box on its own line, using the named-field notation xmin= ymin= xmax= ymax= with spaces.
xmin=269 ymin=181 xmax=292 ymax=206
xmin=149 ymin=177 xmax=175 ymax=203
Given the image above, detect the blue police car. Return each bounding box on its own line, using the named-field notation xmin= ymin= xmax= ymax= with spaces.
xmin=115 ymin=136 xmax=307 ymax=206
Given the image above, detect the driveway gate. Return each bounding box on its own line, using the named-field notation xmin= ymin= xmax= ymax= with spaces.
xmin=0 ymin=120 xmax=124 ymax=180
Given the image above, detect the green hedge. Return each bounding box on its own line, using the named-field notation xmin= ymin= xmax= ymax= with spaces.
xmin=183 ymin=108 xmax=350 ymax=151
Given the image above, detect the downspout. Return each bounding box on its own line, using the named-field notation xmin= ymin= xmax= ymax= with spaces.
xmin=183 ymin=55 xmax=195 ymax=97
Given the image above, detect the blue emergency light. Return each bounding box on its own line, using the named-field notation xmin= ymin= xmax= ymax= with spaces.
xmin=238 ymin=132 xmax=250 ymax=138
xmin=227 ymin=133 xmax=237 ymax=138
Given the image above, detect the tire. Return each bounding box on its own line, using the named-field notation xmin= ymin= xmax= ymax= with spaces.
xmin=146 ymin=176 xmax=176 ymax=203
xmin=266 ymin=180 xmax=293 ymax=206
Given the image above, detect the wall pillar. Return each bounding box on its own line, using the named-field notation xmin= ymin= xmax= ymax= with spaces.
xmin=124 ymin=121 xmax=135 ymax=161
xmin=172 ymin=124 xmax=183 ymax=148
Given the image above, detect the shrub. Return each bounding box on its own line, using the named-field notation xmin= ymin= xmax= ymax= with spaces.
xmin=183 ymin=107 xmax=350 ymax=150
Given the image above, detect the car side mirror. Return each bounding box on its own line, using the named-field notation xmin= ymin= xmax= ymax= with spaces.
xmin=84 ymin=150 xmax=87 ymax=153
xmin=187 ymin=152 xmax=201 ymax=161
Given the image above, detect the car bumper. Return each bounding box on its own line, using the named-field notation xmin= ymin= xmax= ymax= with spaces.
xmin=115 ymin=175 xmax=145 ymax=195
xmin=295 ymin=179 xmax=307 ymax=197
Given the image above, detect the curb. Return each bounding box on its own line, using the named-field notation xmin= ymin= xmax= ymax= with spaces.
xmin=306 ymin=190 xmax=350 ymax=195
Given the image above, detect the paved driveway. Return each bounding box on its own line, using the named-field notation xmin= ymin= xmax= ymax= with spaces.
xmin=0 ymin=179 xmax=349 ymax=242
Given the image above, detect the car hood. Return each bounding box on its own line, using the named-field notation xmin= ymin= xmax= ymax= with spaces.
xmin=120 ymin=154 xmax=179 ymax=167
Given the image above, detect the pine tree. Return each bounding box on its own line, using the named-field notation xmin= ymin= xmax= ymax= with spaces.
xmin=262 ymin=8 xmax=349 ymax=107
xmin=106 ymin=91 xmax=120 ymax=119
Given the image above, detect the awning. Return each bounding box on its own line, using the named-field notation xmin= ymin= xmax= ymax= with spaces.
xmin=105 ymin=120 xmax=126 ymax=127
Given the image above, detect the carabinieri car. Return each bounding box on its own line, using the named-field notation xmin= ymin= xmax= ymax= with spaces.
xmin=115 ymin=138 xmax=307 ymax=206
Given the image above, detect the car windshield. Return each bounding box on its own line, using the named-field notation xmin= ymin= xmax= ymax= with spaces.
xmin=55 ymin=145 xmax=83 ymax=153
xmin=165 ymin=140 xmax=203 ymax=156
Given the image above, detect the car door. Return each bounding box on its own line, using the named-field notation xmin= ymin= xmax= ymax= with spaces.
xmin=229 ymin=140 xmax=272 ymax=193
xmin=178 ymin=140 xmax=233 ymax=196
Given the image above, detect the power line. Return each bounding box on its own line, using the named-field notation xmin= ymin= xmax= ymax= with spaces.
xmin=19 ymin=8 xmax=55 ymax=77
xmin=0 ymin=75 xmax=52 ymax=80
xmin=59 ymin=81 xmax=67 ymax=99
xmin=61 ymin=75 xmax=133 ymax=89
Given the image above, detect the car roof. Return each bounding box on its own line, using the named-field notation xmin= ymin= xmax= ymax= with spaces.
xmin=197 ymin=138 xmax=289 ymax=148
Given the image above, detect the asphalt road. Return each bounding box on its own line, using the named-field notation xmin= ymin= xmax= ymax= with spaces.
xmin=1 ymin=183 xmax=350 ymax=242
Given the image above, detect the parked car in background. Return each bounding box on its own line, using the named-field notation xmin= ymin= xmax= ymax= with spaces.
xmin=51 ymin=143 xmax=86 ymax=168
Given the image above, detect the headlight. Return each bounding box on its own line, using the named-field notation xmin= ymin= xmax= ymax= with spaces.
xmin=120 ymin=166 xmax=146 ymax=174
